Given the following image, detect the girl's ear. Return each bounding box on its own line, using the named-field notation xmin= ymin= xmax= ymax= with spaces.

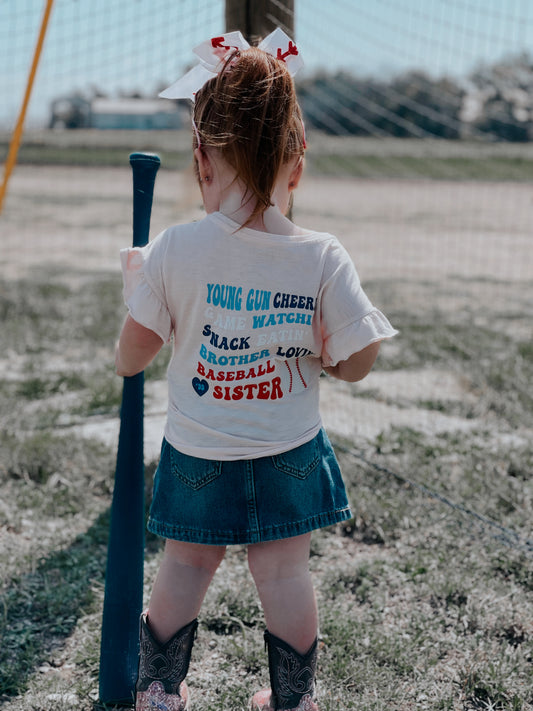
xmin=288 ymin=157 xmax=304 ymax=192
xmin=194 ymin=147 xmax=213 ymax=184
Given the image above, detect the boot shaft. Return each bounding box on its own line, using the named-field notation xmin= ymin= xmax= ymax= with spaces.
xmin=137 ymin=615 xmax=198 ymax=695
xmin=264 ymin=631 xmax=318 ymax=710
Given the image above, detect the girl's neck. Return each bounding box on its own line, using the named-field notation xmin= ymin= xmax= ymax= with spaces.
xmin=218 ymin=187 xmax=260 ymax=228
xmin=219 ymin=188 xmax=294 ymax=235
xmin=199 ymin=150 xmax=302 ymax=235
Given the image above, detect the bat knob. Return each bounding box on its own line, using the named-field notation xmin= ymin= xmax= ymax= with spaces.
xmin=129 ymin=152 xmax=161 ymax=168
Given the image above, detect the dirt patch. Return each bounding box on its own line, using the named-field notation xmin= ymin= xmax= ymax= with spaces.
xmin=3 ymin=166 xmax=533 ymax=282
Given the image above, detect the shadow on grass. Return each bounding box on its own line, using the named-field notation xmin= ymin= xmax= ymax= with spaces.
xmin=0 ymin=509 xmax=110 ymax=699
xmin=0 ymin=460 xmax=160 ymax=704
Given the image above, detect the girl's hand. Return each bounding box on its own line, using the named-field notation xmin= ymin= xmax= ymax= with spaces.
xmin=323 ymin=341 xmax=381 ymax=383
xmin=115 ymin=314 xmax=164 ymax=377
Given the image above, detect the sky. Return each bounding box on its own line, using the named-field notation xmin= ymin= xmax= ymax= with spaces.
xmin=1 ymin=0 xmax=532 ymax=128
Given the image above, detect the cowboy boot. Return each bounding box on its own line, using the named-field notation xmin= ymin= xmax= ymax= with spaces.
xmin=135 ymin=613 xmax=198 ymax=711
xmin=250 ymin=631 xmax=319 ymax=711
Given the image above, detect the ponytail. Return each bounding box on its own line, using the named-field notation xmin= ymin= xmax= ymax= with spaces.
xmin=193 ymin=47 xmax=305 ymax=224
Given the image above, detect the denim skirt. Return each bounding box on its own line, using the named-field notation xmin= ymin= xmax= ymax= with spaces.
xmin=148 ymin=428 xmax=352 ymax=545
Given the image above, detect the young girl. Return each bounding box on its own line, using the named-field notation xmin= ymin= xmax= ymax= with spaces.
xmin=116 ymin=29 xmax=397 ymax=711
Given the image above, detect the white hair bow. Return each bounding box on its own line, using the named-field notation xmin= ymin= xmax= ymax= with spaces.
xmin=159 ymin=27 xmax=304 ymax=101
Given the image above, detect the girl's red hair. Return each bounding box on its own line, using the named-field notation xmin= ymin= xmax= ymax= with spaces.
xmin=193 ymin=46 xmax=305 ymax=225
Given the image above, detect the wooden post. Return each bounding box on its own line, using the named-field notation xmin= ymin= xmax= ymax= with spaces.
xmin=225 ymin=0 xmax=295 ymax=43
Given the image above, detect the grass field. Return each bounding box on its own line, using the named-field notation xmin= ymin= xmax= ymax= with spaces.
xmin=0 ymin=142 xmax=532 ymax=710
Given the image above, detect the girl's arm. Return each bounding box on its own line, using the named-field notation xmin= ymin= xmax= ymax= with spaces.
xmin=323 ymin=341 xmax=381 ymax=383
xmin=115 ymin=314 xmax=164 ymax=377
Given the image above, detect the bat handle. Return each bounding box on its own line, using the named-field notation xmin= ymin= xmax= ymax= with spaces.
xmin=129 ymin=152 xmax=161 ymax=248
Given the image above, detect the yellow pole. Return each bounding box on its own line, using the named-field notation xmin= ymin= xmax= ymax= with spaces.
xmin=0 ymin=0 xmax=55 ymax=214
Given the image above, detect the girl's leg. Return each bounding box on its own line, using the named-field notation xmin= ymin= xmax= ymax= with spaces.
xmin=248 ymin=534 xmax=319 ymax=710
xmin=136 ymin=541 xmax=225 ymax=710
xmin=147 ymin=539 xmax=226 ymax=643
xmin=247 ymin=533 xmax=317 ymax=654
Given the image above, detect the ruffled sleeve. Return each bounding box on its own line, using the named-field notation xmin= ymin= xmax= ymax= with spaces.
xmin=120 ymin=244 xmax=173 ymax=343
xmin=319 ymin=238 xmax=398 ymax=367
xmin=321 ymin=308 xmax=397 ymax=367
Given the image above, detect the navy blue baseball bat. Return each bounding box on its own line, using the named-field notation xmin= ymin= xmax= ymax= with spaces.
xmin=99 ymin=153 xmax=161 ymax=706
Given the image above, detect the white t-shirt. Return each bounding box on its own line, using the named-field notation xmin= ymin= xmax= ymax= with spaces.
xmin=121 ymin=211 xmax=397 ymax=460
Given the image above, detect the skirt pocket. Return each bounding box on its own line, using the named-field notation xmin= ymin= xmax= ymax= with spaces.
xmin=170 ymin=447 xmax=223 ymax=490
xmin=271 ymin=437 xmax=320 ymax=480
